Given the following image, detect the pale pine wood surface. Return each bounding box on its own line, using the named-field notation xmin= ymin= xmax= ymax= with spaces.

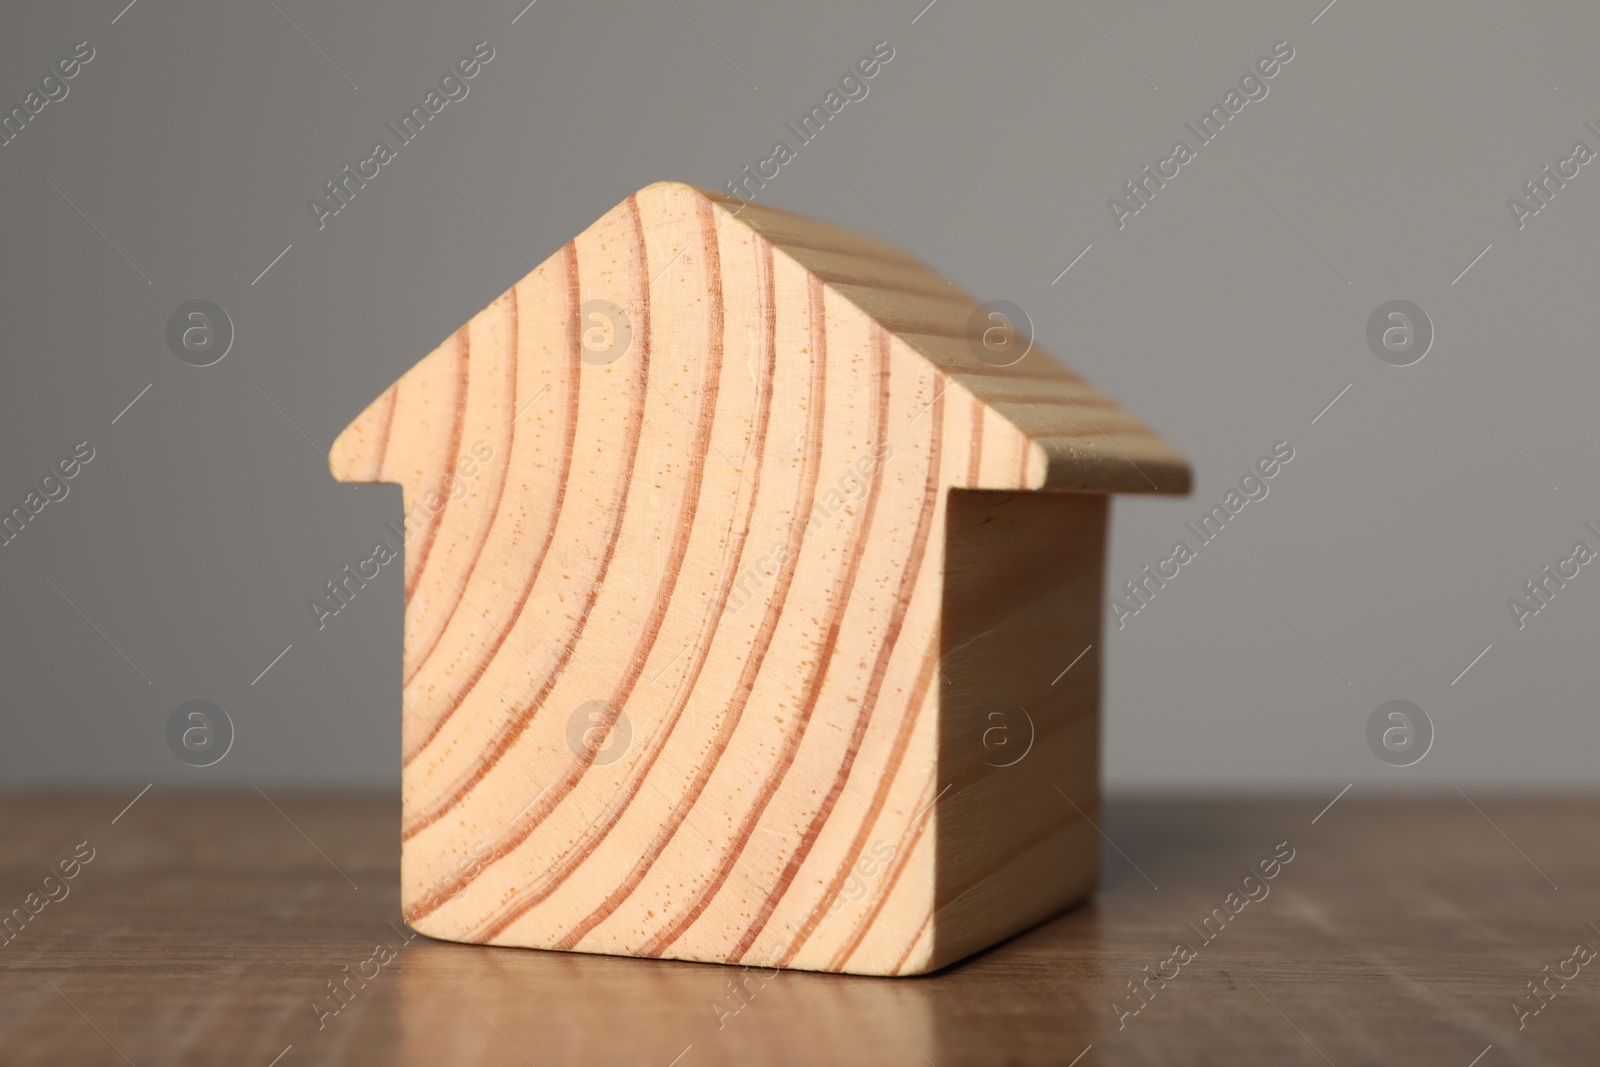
xmin=2 ymin=792 xmax=1596 ymax=1066
xmin=933 ymin=490 xmax=1107 ymax=969
xmin=325 ymin=182 xmax=1188 ymax=973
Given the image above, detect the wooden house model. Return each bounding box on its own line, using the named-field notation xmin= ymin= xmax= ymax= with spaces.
xmin=329 ymin=181 xmax=1190 ymax=975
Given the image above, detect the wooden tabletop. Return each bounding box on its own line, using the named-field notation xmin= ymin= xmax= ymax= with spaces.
xmin=0 ymin=791 xmax=1595 ymax=1066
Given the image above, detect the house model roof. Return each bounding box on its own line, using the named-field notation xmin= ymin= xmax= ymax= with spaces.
xmin=332 ymin=181 xmax=1189 ymax=498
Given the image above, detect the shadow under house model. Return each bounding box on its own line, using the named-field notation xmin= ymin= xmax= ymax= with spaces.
xmin=328 ymin=181 xmax=1190 ymax=976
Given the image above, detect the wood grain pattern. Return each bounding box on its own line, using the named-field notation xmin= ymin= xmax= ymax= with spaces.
xmin=4 ymin=792 xmax=1596 ymax=1066
xmin=327 ymin=182 xmax=1190 ymax=974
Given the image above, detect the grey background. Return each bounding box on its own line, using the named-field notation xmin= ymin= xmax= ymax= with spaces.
xmin=2 ymin=0 xmax=1595 ymax=791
